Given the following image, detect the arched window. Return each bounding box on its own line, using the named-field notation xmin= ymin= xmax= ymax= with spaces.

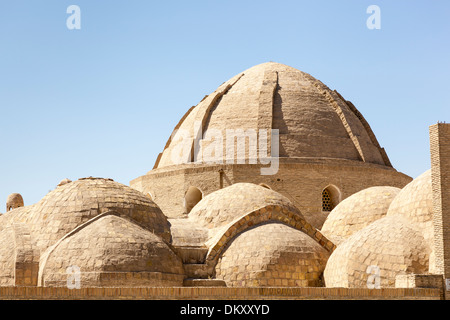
xmin=322 ymin=185 xmax=341 ymax=212
xmin=184 ymin=186 xmax=203 ymax=214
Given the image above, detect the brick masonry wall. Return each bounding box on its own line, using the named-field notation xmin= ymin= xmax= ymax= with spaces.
xmin=131 ymin=159 xmax=412 ymax=229
xmin=430 ymin=123 xmax=450 ymax=296
xmin=0 ymin=286 xmax=442 ymax=300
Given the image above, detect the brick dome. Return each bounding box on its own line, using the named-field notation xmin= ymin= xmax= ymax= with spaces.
xmin=387 ymin=169 xmax=435 ymax=272
xmin=25 ymin=177 xmax=172 ymax=252
xmin=39 ymin=214 xmax=185 ymax=287
xmin=6 ymin=193 xmax=24 ymax=212
xmin=156 ymin=62 xmax=392 ymax=168
xmin=387 ymin=170 xmax=433 ymax=226
xmin=321 ymin=186 xmax=401 ymax=245
xmin=189 ymin=183 xmax=303 ymax=230
xmin=215 ymin=222 xmax=330 ymax=287
xmin=324 ymin=215 xmax=430 ymax=288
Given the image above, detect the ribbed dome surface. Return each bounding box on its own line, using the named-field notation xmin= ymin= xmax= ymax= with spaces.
xmin=157 ymin=62 xmax=391 ymax=168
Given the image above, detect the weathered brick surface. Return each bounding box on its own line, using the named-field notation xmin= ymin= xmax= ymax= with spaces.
xmin=322 ymin=186 xmax=401 ymax=244
xmin=429 ymin=124 xmax=450 ymax=298
xmin=132 ymin=160 xmax=411 ymax=229
xmin=156 ymin=62 xmax=390 ymax=168
xmin=26 ymin=177 xmax=171 ymax=253
xmin=395 ymin=274 xmax=443 ymax=289
xmin=0 ymin=226 xmax=15 ymax=286
xmin=189 ymin=183 xmax=303 ymax=230
xmin=215 ymin=223 xmax=330 ymax=287
xmin=387 ymin=170 xmax=435 ymax=272
xmin=40 ymin=214 xmax=185 ymax=287
xmin=324 ymin=216 xmax=430 ymax=288
xmin=0 ymin=286 xmax=441 ymax=300
xmin=12 ymin=223 xmax=39 ymax=286
xmin=168 ymin=183 xmax=335 ymax=281
xmin=6 ymin=193 xmax=23 ymax=212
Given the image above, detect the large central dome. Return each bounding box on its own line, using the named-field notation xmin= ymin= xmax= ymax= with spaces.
xmin=155 ymin=62 xmax=391 ymax=169
xmin=131 ymin=62 xmax=410 ymax=225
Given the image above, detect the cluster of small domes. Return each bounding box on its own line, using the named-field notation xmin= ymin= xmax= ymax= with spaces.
xmin=322 ymin=170 xmax=435 ymax=287
xmin=0 ymin=160 xmax=435 ymax=289
xmin=1 ymin=178 xmax=335 ymax=288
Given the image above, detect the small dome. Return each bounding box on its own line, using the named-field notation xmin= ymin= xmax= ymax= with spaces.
xmin=321 ymin=186 xmax=401 ymax=245
xmin=324 ymin=216 xmax=430 ymax=288
xmin=387 ymin=169 xmax=432 ymax=226
xmin=40 ymin=214 xmax=185 ymax=287
xmin=27 ymin=177 xmax=171 ymax=252
xmin=189 ymin=183 xmax=303 ymax=229
xmin=386 ymin=169 xmax=435 ymax=271
xmin=215 ymin=222 xmax=330 ymax=287
xmin=6 ymin=193 xmax=24 ymax=212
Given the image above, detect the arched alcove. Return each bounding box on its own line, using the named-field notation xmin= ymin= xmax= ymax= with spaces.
xmin=184 ymin=187 xmax=203 ymax=214
xmin=322 ymin=185 xmax=341 ymax=212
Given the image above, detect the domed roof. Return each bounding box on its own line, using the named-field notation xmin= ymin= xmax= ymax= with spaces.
xmin=189 ymin=183 xmax=303 ymax=229
xmin=25 ymin=177 xmax=171 ymax=252
xmin=321 ymin=186 xmax=401 ymax=245
xmin=215 ymin=222 xmax=330 ymax=287
xmin=156 ymin=62 xmax=391 ymax=169
xmin=39 ymin=214 xmax=185 ymax=287
xmin=0 ymin=205 xmax=33 ymax=232
xmin=6 ymin=193 xmax=24 ymax=211
xmin=323 ymin=216 xmax=430 ymax=288
xmin=386 ymin=169 xmax=435 ymax=271
xmin=6 ymin=193 xmax=23 ymax=204
xmin=387 ymin=170 xmax=432 ymax=225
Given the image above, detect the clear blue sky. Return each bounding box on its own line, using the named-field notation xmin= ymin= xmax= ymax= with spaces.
xmin=1 ymin=0 xmax=449 ymax=207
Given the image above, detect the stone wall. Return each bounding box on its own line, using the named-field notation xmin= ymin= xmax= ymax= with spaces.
xmin=0 ymin=286 xmax=441 ymax=300
xmin=395 ymin=274 xmax=443 ymax=289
